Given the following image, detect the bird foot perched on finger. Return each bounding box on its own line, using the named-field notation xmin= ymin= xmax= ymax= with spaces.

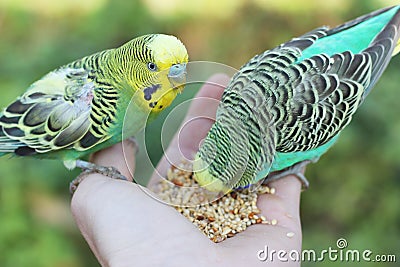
xmin=69 ymin=159 xmax=128 ymax=194
xmin=264 ymin=161 xmax=311 ymax=190
xmin=70 ymin=170 xmax=92 ymax=194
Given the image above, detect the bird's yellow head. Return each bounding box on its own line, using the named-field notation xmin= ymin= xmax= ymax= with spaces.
xmin=116 ymin=34 xmax=188 ymax=112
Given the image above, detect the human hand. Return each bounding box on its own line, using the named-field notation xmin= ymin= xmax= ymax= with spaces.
xmin=71 ymin=74 xmax=302 ymax=266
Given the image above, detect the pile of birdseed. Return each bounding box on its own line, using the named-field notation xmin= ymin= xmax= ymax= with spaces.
xmin=153 ymin=160 xmax=277 ymax=243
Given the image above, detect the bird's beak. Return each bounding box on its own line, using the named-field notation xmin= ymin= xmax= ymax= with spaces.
xmin=168 ymin=63 xmax=187 ymax=85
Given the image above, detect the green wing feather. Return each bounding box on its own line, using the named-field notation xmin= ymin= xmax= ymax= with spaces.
xmin=0 ymin=64 xmax=113 ymax=157
xmin=0 ymin=34 xmax=189 ymax=161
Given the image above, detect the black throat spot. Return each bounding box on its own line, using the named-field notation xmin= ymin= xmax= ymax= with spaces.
xmin=143 ymin=84 xmax=161 ymax=101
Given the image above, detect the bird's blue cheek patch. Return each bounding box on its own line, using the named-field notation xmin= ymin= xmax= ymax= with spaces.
xmin=143 ymin=84 xmax=161 ymax=101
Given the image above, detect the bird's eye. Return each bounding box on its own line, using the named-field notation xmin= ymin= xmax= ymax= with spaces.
xmin=147 ymin=62 xmax=157 ymax=71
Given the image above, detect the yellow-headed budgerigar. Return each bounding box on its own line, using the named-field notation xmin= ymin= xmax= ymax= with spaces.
xmin=0 ymin=34 xmax=188 ymax=189
xmin=193 ymin=6 xmax=400 ymax=192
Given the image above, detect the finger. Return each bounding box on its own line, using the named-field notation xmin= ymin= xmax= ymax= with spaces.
xmin=89 ymin=139 xmax=136 ymax=181
xmin=179 ymin=73 xmax=230 ymax=155
xmin=186 ymin=73 xmax=231 ymax=118
xmin=257 ymin=174 xmax=302 ymax=229
xmin=70 ymin=140 xmax=136 ymax=264
xmin=148 ymin=73 xmax=230 ymax=188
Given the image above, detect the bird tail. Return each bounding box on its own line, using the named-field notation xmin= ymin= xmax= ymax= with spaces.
xmin=361 ymin=6 xmax=400 ymax=98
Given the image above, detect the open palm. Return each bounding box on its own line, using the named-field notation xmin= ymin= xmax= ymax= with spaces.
xmin=71 ymin=74 xmax=302 ymax=267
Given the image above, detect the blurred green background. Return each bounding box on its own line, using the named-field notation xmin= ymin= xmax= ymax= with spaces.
xmin=0 ymin=0 xmax=399 ymax=266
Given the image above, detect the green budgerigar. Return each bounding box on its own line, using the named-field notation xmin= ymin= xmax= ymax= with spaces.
xmin=193 ymin=6 xmax=400 ymax=192
xmin=0 ymin=34 xmax=188 ymax=185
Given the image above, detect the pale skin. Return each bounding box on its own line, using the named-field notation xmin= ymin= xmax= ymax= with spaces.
xmin=71 ymin=74 xmax=303 ymax=267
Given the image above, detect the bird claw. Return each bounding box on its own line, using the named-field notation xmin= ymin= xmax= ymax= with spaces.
xmin=263 ymin=161 xmax=311 ymax=190
xmin=69 ymin=170 xmax=91 ymax=194
xmin=69 ymin=160 xmax=128 ymax=195
xmin=98 ymin=165 xmax=128 ymax=180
